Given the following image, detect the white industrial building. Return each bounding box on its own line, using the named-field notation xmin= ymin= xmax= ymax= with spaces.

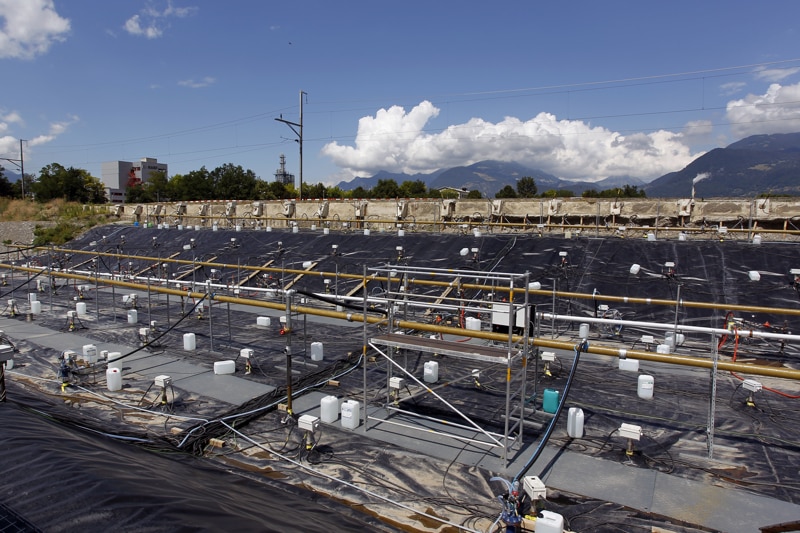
xmin=101 ymin=157 xmax=168 ymax=203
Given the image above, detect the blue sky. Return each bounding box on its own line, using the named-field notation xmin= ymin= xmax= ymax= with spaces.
xmin=2 ymin=0 xmax=800 ymax=188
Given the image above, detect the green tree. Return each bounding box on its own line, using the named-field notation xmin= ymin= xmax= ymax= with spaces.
xmin=371 ymin=179 xmax=401 ymax=198
xmin=325 ymin=186 xmax=345 ymax=199
xmin=125 ymin=182 xmax=153 ymax=203
xmin=495 ymin=185 xmax=518 ymax=199
xmin=466 ymin=189 xmax=482 ymax=199
xmin=170 ymin=168 xmax=213 ymax=201
xmin=145 ymin=170 xmax=171 ymax=202
xmin=83 ymin=174 xmax=107 ymax=203
xmin=32 ymin=163 xmax=101 ymax=203
xmin=516 ymin=176 xmax=537 ymax=198
xmin=621 ymin=184 xmax=646 ymax=198
xmin=0 ymin=166 xmax=12 ymax=197
xmin=399 ymin=179 xmax=427 ymax=198
xmin=350 ymin=186 xmax=369 ymax=199
xmin=10 ymin=173 xmax=34 ymax=199
xmin=305 ymin=182 xmax=326 ymax=199
xmin=211 ymin=163 xmax=257 ymax=200
xmin=540 ymin=189 xmax=574 ymax=198
xmin=256 ymin=180 xmax=293 ymax=200
xmin=582 ymin=189 xmax=600 ymax=198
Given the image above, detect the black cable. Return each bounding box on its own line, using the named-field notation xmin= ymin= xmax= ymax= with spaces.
xmin=102 ymin=292 xmax=209 ymax=368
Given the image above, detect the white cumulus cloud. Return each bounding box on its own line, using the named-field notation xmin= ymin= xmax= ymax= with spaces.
xmin=0 ymin=113 xmax=77 ymax=162
xmin=322 ymin=101 xmax=703 ymax=182
xmin=726 ymin=82 xmax=800 ymax=137
xmin=0 ymin=0 xmax=70 ymax=59
xmin=124 ymin=1 xmax=197 ymax=39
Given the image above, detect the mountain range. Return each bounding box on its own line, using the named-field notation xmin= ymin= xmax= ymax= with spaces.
xmin=335 ymin=132 xmax=800 ymax=198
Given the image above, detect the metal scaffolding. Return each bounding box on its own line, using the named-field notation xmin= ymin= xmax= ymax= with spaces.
xmin=364 ymin=264 xmax=533 ymax=468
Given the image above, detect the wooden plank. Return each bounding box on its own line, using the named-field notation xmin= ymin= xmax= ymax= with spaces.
xmin=283 ymin=261 xmax=318 ymax=291
xmin=174 ymin=255 xmax=217 ymax=281
xmin=237 ymin=260 xmax=275 ymax=287
xmin=134 ymin=252 xmax=181 ymax=277
xmin=423 ymin=276 xmax=459 ymax=316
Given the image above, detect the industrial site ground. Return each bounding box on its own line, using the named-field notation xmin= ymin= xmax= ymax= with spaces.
xmin=1 ymin=222 xmax=800 ymax=532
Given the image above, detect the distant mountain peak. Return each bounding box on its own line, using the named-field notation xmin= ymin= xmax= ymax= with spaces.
xmin=645 ymin=132 xmax=800 ymax=198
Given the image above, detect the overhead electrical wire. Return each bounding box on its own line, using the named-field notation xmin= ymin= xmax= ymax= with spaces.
xmin=25 ymin=57 xmax=800 ymax=171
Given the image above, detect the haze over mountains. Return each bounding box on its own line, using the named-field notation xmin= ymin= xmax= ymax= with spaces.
xmin=336 ymin=132 xmax=800 ymax=198
xmin=4 ymin=133 xmax=799 ymax=200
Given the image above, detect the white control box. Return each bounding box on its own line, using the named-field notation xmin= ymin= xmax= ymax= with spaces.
xmin=522 ymin=475 xmax=547 ymax=501
xmin=298 ymin=414 xmax=319 ymax=432
xmin=619 ymin=423 xmax=642 ymax=441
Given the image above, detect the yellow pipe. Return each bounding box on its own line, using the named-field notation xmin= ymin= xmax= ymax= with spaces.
xmin=6 ymin=264 xmax=800 ymax=381
xmin=14 ymin=246 xmax=800 ymax=317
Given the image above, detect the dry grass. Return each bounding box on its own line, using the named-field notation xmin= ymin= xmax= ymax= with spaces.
xmin=0 ymin=199 xmax=44 ymax=221
xmin=0 ymin=199 xmax=112 ymax=245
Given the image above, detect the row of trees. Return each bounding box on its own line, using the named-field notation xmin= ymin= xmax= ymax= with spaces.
xmin=1 ymin=163 xmax=645 ymax=204
xmin=0 ymin=163 xmax=106 ymax=203
xmin=127 ymin=166 xmax=475 ymax=203
xmin=494 ymin=178 xmax=646 ymax=199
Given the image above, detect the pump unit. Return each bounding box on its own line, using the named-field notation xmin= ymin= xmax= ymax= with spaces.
xmin=225 ymin=201 xmax=237 ymax=217
xmin=315 ymin=200 xmax=329 ymax=219
xmin=491 ymin=200 xmax=503 ymax=217
xmin=677 ymin=199 xmax=694 ymax=216
xmin=154 ymin=375 xmax=171 ymax=388
xmin=252 ymin=201 xmax=264 ymax=217
xmin=175 ymin=202 xmax=187 ymax=216
xmin=442 ymin=199 xmax=456 ymax=219
xmin=283 ymin=200 xmax=296 ymax=218
xmin=396 ymin=200 xmax=409 ymax=220
xmin=354 ymin=201 xmax=367 ymax=218
xmin=197 ymin=203 xmax=209 ymax=217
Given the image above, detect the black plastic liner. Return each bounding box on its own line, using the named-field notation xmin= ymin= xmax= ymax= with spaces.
xmin=0 ymin=390 xmax=400 ymax=533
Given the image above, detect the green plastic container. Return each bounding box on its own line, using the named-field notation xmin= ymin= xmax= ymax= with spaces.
xmin=543 ymin=388 xmax=560 ymax=414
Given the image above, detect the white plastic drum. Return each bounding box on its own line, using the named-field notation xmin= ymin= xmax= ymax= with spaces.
xmin=183 ymin=333 xmax=196 ymax=351
xmin=310 ymin=342 xmax=324 ymax=361
xmin=106 ymin=367 xmax=122 ymax=391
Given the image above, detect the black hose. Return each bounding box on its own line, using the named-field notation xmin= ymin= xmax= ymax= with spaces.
xmin=512 ymin=340 xmax=584 ymax=486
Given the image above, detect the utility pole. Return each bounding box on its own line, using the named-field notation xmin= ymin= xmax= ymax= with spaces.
xmin=275 ymin=91 xmax=305 ymax=200
xmin=20 ymin=139 xmax=24 ymax=199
